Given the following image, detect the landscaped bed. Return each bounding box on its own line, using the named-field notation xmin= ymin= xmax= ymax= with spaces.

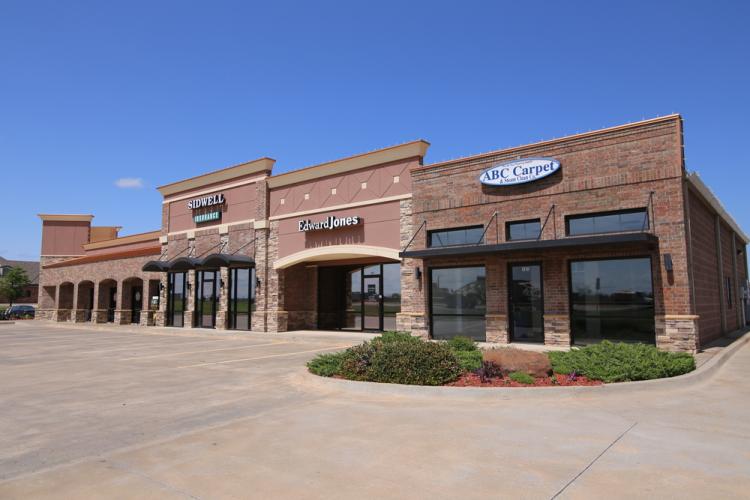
xmin=307 ymin=332 xmax=696 ymax=387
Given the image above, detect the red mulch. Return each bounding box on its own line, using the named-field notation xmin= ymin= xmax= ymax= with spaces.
xmin=447 ymin=372 xmax=603 ymax=387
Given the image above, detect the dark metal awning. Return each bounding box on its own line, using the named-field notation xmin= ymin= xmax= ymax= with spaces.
xmin=141 ymin=260 xmax=170 ymax=272
xmin=200 ymin=253 xmax=255 ymax=268
xmin=167 ymin=257 xmax=202 ymax=271
xmin=399 ymin=233 xmax=658 ymax=259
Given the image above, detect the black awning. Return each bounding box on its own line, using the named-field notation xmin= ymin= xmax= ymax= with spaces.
xmin=167 ymin=257 xmax=202 ymax=271
xmin=141 ymin=260 xmax=170 ymax=272
xmin=400 ymin=233 xmax=658 ymax=259
xmin=199 ymin=253 xmax=255 ymax=268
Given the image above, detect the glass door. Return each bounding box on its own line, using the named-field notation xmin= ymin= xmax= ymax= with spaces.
xmin=195 ymin=270 xmax=218 ymax=328
xmin=229 ymin=267 xmax=255 ymax=330
xmin=363 ymin=275 xmax=382 ymax=331
xmin=508 ymin=263 xmax=544 ymax=343
xmin=167 ymin=272 xmax=186 ymax=327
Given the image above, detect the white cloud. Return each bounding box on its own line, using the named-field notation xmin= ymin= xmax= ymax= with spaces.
xmin=115 ymin=177 xmax=144 ymax=189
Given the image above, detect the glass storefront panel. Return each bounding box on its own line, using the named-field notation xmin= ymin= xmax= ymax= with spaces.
xmin=167 ymin=272 xmax=186 ymax=327
xmin=430 ymin=266 xmax=486 ymax=341
xmin=229 ymin=267 xmax=255 ymax=330
xmin=344 ymin=268 xmax=362 ymax=330
xmin=382 ymin=263 xmax=401 ymax=331
xmin=570 ymin=257 xmax=655 ymax=344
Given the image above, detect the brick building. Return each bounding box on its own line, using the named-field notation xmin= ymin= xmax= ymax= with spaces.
xmin=0 ymin=257 xmax=39 ymax=305
xmin=37 ymin=115 xmax=748 ymax=352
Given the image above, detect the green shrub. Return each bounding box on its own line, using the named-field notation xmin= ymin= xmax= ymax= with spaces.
xmin=509 ymin=372 xmax=535 ymax=384
xmin=366 ymin=341 xmax=462 ymax=385
xmin=454 ymin=350 xmax=483 ymax=372
xmin=446 ymin=336 xmax=478 ymax=352
xmin=307 ymin=351 xmax=347 ymax=377
xmin=373 ymin=331 xmax=420 ymax=344
xmin=339 ymin=343 xmax=377 ymax=381
xmin=548 ymin=341 xmax=696 ymax=383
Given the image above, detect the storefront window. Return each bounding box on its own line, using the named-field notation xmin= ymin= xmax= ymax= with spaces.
xmin=428 ymin=226 xmax=484 ymax=248
xmin=430 ymin=266 xmax=486 ymax=341
xmin=566 ymin=208 xmax=649 ymax=236
xmin=506 ymin=219 xmax=541 ymax=241
xmin=570 ymin=257 xmax=655 ymax=344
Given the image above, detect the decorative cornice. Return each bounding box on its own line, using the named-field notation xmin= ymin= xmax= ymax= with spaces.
xmin=268 ymin=140 xmax=429 ymax=189
xmin=158 ymin=157 xmax=275 ymax=197
xmin=38 ymin=214 xmax=94 ymax=222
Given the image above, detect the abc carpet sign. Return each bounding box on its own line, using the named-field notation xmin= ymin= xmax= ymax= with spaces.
xmin=479 ymin=157 xmax=561 ymax=186
xmin=188 ymin=193 xmax=225 ymax=223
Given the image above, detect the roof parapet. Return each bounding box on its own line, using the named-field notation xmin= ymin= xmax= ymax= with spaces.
xmin=158 ymin=157 xmax=275 ymax=198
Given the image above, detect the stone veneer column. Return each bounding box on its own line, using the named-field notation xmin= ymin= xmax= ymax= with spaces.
xmin=251 ymin=226 xmax=269 ymax=332
xmin=395 ymin=198 xmax=428 ymax=339
xmin=113 ymin=280 xmax=131 ymax=325
xmin=156 ymin=274 xmax=168 ymax=327
xmin=486 ymin=315 xmax=509 ymax=343
xmin=184 ymin=269 xmax=196 ymax=328
xmin=216 ymin=267 xmax=230 ymax=330
xmin=543 ymin=315 xmax=570 ymax=347
xmin=264 ymin=220 xmax=288 ymax=332
xmin=656 ymin=315 xmax=699 ymax=353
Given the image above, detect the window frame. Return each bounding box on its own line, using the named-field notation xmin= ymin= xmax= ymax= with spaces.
xmin=505 ymin=218 xmax=542 ymax=241
xmin=565 ymin=208 xmax=649 ymax=237
xmin=427 ymin=225 xmax=485 ymax=248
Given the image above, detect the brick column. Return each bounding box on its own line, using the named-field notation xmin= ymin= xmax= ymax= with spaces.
xmin=184 ymin=270 xmax=196 ymax=328
xmin=216 ymin=267 xmax=230 ymax=330
xmin=113 ymin=280 xmax=130 ymax=325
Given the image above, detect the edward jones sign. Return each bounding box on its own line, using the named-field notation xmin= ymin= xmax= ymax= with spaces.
xmin=298 ymin=215 xmax=361 ymax=232
xmin=479 ymin=157 xmax=560 ymax=186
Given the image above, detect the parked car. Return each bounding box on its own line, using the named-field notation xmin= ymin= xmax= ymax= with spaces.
xmin=3 ymin=305 xmax=35 ymax=320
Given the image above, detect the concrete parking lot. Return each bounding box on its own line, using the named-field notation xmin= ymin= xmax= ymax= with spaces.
xmin=0 ymin=322 xmax=749 ymax=499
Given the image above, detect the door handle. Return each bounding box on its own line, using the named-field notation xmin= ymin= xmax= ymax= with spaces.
xmin=378 ymin=294 xmax=383 ymax=300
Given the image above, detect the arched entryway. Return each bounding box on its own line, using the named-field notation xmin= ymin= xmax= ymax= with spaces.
xmin=97 ymin=279 xmax=117 ymax=323
xmin=122 ymin=277 xmax=144 ymax=324
xmin=57 ymin=282 xmax=74 ymax=322
xmin=76 ymin=280 xmax=95 ymax=322
xmin=273 ymin=245 xmax=402 ymax=332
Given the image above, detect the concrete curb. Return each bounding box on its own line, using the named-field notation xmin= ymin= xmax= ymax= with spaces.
xmin=0 ymin=321 xmax=16 ymax=326
xmin=295 ymin=330 xmax=750 ymax=401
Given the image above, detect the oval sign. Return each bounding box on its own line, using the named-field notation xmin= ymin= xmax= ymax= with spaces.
xmin=479 ymin=157 xmax=561 ymax=186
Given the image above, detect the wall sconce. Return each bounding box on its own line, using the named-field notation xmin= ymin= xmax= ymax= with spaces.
xmin=186 ymin=281 xmax=192 ymax=291
xmin=159 ymin=282 xmax=164 ymax=291
xmin=220 ymin=279 xmax=225 ymax=289
xmin=415 ymin=267 xmax=422 ymax=281
xmin=663 ymin=254 xmax=673 ymax=272
xmin=256 ymin=277 xmax=262 ymax=288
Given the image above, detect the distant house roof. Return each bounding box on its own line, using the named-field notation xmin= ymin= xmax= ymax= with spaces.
xmin=0 ymin=257 xmax=40 ymax=285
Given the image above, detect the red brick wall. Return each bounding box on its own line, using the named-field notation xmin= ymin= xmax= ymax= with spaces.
xmin=688 ymin=188 xmax=721 ymax=343
xmin=410 ymin=116 xmax=690 ymax=321
xmin=720 ymin=221 xmax=739 ymax=332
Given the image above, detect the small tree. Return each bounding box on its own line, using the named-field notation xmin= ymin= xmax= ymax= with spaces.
xmin=0 ymin=267 xmax=31 ymax=308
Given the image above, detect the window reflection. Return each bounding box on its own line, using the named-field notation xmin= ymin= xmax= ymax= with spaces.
xmin=430 ymin=267 xmax=486 ymax=341
xmin=570 ymin=257 xmax=655 ymax=344
xmin=566 ymin=209 xmax=648 ymax=236
xmin=429 ymin=226 xmax=484 ymax=248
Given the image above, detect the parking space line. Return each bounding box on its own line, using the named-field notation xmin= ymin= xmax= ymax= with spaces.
xmin=118 ymin=341 xmax=290 ymax=360
xmin=176 ymin=345 xmax=348 ymax=368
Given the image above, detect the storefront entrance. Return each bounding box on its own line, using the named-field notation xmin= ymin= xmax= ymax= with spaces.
xmin=508 ymin=263 xmax=544 ymax=343
xmin=317 ymin=263 xmax=400 ymax=332
xmin=195 ymin=270 xmax=218 ymax=328
xmin=167 ymin=272 xmax=186 ymax=327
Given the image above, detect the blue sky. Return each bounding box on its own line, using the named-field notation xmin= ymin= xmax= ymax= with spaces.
xmin=1 ymin=1 xmax=748 ymax=260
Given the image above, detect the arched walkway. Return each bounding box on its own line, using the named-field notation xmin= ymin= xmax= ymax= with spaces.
xmin=56 ymin=282 xmax=74 ymax=322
